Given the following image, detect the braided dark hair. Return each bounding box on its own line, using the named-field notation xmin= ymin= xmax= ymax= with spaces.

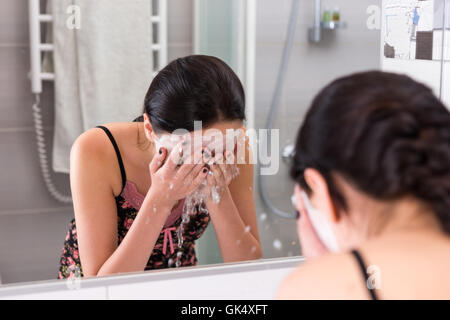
xmin=290 ymin=71 xmax=450 ymax=233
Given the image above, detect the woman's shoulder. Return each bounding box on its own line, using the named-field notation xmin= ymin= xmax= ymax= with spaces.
xmin=277 ymin=252 xmax=368 ymax=300
xmin=70 ymin=122 xmax=137 ymax=194
xmin=71 ymin=122 xmax=137 ymax=156
xmin=278 ymin=232 xmax=450 ymax=300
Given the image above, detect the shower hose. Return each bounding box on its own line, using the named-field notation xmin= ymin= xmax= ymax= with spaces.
xmin=257 ymin=0 xmax=299 ymax=219
xmin=32 ymin=93 xmax=73 ymax=204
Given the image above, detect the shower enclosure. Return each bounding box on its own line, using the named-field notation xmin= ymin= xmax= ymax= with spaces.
xmin=194 ymin=0 xmax=449 ymax=264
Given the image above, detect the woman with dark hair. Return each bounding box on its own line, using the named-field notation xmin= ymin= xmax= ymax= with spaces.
xmin=58 ymin=55 xmax=262 ymax=278
xmin=279 ymin=71 xmax=450 ymax=299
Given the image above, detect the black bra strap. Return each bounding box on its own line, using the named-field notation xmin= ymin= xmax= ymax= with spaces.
xmin=96 ymin=126 xmax=127 ymax=191
xmin=351 ymin=249 xmax=379 ymax=300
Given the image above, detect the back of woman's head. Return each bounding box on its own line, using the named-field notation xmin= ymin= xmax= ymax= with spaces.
xmin=139 ymin=55 xmax=245 ymax=133
xmin=290 ymin=71 xmax=450 ymax=233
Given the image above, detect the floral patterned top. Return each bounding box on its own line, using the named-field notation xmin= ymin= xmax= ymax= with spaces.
xmin=57 ymin=126 xmax=211 ymax=279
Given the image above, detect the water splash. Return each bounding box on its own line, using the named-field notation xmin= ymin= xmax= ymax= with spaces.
xmin=175 ymin=161 xmax=240 ymax=250
xmin=273 ymin=239 xmax=283 ymax=250
xmin=177 ymin=182 xmax=210 ymax=249
xmin=211 ymin=186 xmax=220 ymax=204
xmin=175 ymin=251 xmax=182 ymax=268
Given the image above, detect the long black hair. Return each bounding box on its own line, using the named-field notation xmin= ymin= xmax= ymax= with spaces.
xmin=290 ymin=71 xmax=450 ymax=233
xmin=135 ymin=55 xmax=246 ymax=133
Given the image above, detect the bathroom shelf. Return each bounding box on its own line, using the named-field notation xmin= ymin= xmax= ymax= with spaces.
xmin=320 ymin=21 xmax=347 ymax=30
xmin=308 ymin=21 xmax=348 ymax=43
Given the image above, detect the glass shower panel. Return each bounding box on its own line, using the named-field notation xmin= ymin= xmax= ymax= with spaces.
xmin=255 ymin=0 xmax=386 ymax=260
xmin=194 ymin=0 xmax=245 ymax=265
xmin=257 ymin=0 xmax=447 ymax=260
xmin=194 ymin=0 xmax=244 ymax=77
xmin=194 ymin=0 xmax=448 ymax=264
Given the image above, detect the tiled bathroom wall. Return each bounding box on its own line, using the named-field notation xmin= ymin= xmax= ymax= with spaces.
xmin=0 ymin=0 xmax=193 ymax=285
xmin=254 ymin=0 xmax=382 ymax=259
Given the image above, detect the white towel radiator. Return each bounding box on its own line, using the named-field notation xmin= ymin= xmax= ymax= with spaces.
xmin=28 ymin=0 xmax=168 ymax=203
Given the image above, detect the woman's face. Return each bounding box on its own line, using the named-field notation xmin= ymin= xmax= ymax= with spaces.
xmin=144 ymin=114 xmax=246 ymax=165
xmin=292 ymin=170 xmax=363 ymax=255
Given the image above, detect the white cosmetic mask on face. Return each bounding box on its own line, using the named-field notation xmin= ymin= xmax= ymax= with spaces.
xmin=300 ymin=191 xmax=340 ymax=252
xmin=154 ymin=134 xmax=182 ymax=154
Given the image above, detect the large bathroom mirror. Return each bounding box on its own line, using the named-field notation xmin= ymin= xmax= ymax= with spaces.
xmin=0 ymin=0 xmax=448 ymax=287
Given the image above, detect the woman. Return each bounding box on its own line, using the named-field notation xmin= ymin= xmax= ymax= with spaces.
xmin=58 ymin=55 xmax=262 ymax=278
xmin=279 ymin=71 xmax=450 ymax=299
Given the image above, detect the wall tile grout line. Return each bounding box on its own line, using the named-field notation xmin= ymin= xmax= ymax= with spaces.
xmin=0 ymin=206 xmax=73 ymax=217
xmin=0 ymin=126 xmax=53 ymax=133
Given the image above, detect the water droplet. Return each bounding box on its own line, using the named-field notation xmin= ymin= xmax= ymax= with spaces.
xmin=153 ymin=207 xmax=156 ymax=213
xmin=259 ymin=213 xmax=267 ymax=221
xmin=244 ymin=225 xmax=251 ymax=233
xmin=211 ymin=186 xmax=220 ymax=204
xmin=168 ymin=258 xmax=174 ymax=267
xmin=145 ymin=216 xmax=150 ymax=225
xmin=177 ymin=225 xmax=184 ymax=248
xmin=291 ymin=194 xmax=297 ymax=207
xmin=250 ymin=246 xmax=257 ymax=253
xmin=248 ymin=187 xmax=253 ymax=191
xmin=273 ymin=239 xmax=282 ymax=250
xmin=291 ymin=241 xmax=296 ymax=246
xmin=169 ymin=183 xmax=173 ymax=190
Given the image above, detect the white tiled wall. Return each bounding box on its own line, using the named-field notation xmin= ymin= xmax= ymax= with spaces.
xmin=253 ymin=0 xmax=382 ymax=259
xmin=0 ymin=0 xmax=194 ymax=285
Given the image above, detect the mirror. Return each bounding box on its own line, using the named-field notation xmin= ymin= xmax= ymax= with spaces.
xmin=0 ymin=0 xmax=448 ymax=286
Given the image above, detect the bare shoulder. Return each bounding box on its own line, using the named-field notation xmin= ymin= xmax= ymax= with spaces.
xmin=277 ymin=252 xmax=369 ymax=300
xmin=70 ymin=123 xmax=131 ymax=195
xmin=70 ymin=122 xmax=135 ymax=161
xmin=70 ymin=126 xmax=114 ymax=164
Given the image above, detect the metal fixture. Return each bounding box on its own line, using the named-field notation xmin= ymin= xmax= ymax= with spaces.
xmin=308 ymin=0 xmax=347 ymax=43
xmin=281 ymin=144 xmax=295 ymax=164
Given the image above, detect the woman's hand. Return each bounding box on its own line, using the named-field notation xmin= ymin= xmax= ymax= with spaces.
xmin=147 ymin=142 xmax=209 ymax=212
xmin=204 ymin=149 xmax=239 ymax=203
xmin=294 ymin=185 xmax=329 ymax=259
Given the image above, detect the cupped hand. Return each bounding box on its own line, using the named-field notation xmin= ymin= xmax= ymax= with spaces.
xmin=148 ymin=141 xmax=209 ymax=211
xmin=204 ymin=148 xmax=239 ymax=203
